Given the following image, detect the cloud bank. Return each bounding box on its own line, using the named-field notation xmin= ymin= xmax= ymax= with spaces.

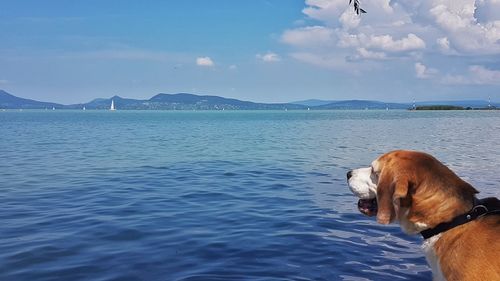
xmin=281 ymin=0 xmax=500 ymax=82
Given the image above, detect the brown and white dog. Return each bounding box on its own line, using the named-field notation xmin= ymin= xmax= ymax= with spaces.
xmin=347 ymin=150 xmax=500 ymax=281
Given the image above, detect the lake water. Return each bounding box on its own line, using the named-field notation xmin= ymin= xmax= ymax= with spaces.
xmin=1 ymin=110 xmax=499 ymax=281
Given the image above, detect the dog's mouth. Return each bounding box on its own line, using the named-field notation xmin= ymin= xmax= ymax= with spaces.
xmin=357 ymin=198 xmax=378 ymax=217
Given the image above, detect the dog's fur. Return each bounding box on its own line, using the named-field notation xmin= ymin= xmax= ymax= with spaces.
xmin=347 ymin=150 xmax=500 ymax=280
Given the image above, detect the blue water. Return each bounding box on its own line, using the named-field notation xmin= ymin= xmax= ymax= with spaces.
xmin=1 ymin=110 xmax=499 ymax=281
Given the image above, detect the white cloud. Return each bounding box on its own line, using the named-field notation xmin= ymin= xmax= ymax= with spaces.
xmin=340 ymin=33 xmax=426 ymax=52
xmin=436 ymin=37 xmax=450 ymax=51
xmin=281 ymin=0 xmax=500 ymax=85
xmin=415 ymin=62 xmax=438 ymax=79
xmin=282 ymin=26 xmax=336 ymax=48
xmin=302 ymin=0 xmax=395 ymax=25
xmin=339 ymin=8 xmax=361 ymax=29
xmin=374 ymin=0 xmax=394 ymax=14
xmin=290 ymin=0 xmax=500 ymax=56
xmin=373 ymin=33 xmax=426 ymax=52
xmin=442 ymin=65 xmax=500 ymax=85
xmin=281 ymin=0 xmax=428 ymax=70
xmin=415 ymin=62 xmax=427 ymax=78
xmin=303 ymin=0 xmax=405 ymax=28
xmin=283 ymin=26 xmax=425 ymax=55
xmin=196 ymin=57 xmax=214 ymax=67
xmin=302 ymin=0 xmax=347 ymax=26
xmin=229 ymin=64 xmax=238 ymax=70
xmin=256 ymin=52 xmax=281 ymax=62
xmin=469 ymin=65 xmax=500 ymax=84
xmin=0 ymin=79 xmax=8 ymax=85
xmin=356 ymin=48 xmax=387 ymax=60
xmin=428 ymin=0 xmax=500 ymax=54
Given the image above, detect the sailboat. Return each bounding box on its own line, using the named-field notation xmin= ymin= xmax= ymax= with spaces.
xmin=83 ymin=106 xmax=86 ymax=111
xmin=110 ymin=100 xmax=116 ymax=111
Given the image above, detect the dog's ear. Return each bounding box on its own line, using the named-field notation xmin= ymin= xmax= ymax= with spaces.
xmin=376 ymin=171 xmax=409 ymax=224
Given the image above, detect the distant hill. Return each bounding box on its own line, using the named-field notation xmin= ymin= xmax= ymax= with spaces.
xmin=73 ymin=93 xmax=306 ymax=110
xmin=291 ymin=99 xmax=336 ymax=107
xmin=315 ymin=100 xmax=410 ymax=110
xmin=69 ymin=96 xmax=147 ymax=110
xmin=294 ymin=99 xmax=500 ymax=109
xmin=0 ymin=90 xmax=63 ymax=109
xmin=1 ymin=89 xmax=498 ymax=110
xmin=0 ymin=90 xmax=306 ymax=110
xmin=146 ymin=93 xmax=305 ymax=110
xmin=292 ymin=99 xmax=410 ymax=109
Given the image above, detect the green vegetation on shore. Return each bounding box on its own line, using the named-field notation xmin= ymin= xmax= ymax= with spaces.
xmin=415 ymin=105 xmax=465 ymax=110
xmin=415 ymin=105 xmax=498 ymax=110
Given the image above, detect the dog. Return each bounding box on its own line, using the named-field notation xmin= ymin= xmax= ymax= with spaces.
xmin=346 ymin=150 xmax=500 ymax=281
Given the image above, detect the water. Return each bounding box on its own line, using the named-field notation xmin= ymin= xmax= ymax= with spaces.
xmin=1 ymin=110 xmax=499 ymax=281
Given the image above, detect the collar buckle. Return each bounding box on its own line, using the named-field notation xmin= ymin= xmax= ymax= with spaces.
xmin=471 ymin=204 xmax=488 ymax=218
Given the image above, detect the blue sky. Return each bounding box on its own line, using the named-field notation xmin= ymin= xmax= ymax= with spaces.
xmin=1 ymin=0 xmax=499 ymax=104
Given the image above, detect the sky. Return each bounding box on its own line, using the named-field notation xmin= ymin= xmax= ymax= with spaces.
xmin=1 ymin=0 xmax=499 ymax=104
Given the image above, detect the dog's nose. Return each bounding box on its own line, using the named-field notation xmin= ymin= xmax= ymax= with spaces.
xmin=347 ymin=170 xmax=353 ymax=180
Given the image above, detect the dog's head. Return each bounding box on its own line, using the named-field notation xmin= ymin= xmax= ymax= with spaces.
xmin=347 ymin=150 xmax=478 ymax=234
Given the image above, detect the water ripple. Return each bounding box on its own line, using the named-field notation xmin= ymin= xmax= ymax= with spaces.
xmin=1 ymin=110 xmax=500 ymax=280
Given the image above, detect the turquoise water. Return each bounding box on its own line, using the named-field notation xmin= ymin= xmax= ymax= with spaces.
xmin=1 ymin=110 xmax=499 ymax=280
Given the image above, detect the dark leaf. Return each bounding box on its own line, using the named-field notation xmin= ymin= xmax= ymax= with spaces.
xmin=349 ymin=0 xmax=366 ymax=15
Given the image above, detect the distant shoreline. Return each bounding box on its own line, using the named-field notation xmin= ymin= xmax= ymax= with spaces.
xmin=413 ymin=105 xmax=498 ymax=111
xmin=7 ymin=107 xmax=498 ymax=111
xmin=2 ymin=90 xmax=499 ymax=111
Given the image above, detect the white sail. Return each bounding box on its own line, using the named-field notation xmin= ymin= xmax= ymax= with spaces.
xmin=110 ymin=100 xmax=116 ymax=111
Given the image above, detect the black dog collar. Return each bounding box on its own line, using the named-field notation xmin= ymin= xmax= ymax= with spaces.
xmin=420 ymin=197 xmax=500 ymax=240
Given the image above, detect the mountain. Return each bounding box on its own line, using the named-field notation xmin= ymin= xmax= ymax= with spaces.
xmin=315 ymin=100 xmax=410 ymax=110
xmin=1 ymin=89 xmax=498 ymax=110
xmin=71 ymin=95 xmax=147 ymax=110
xmin=0 ymin=90 xmax=306 ymax=110
xmin=291 ymin=99 xmax=336 ymax=107
xmin=146 ymin=93 xmax=305 ymax=110
xmin=0 ymin=90 xmax=63 ymax=109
